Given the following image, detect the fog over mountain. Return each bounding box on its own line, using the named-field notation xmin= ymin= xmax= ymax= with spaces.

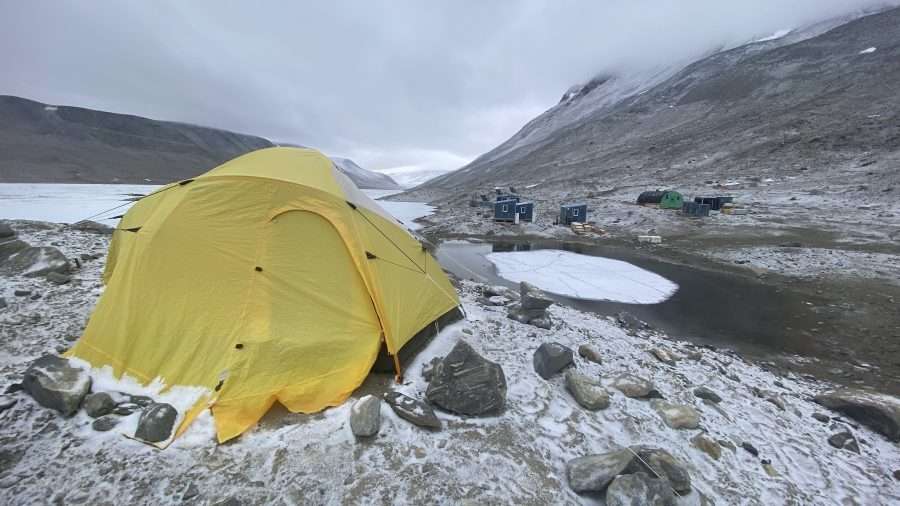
xmin=2 ymin=1 xmax=897 ymax=183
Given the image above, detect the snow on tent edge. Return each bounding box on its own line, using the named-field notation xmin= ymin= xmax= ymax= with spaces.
xmin=486 ymin=249 xmax=678 ymax=304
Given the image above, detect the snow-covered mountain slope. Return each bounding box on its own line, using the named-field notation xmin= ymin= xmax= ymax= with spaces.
xmin=377 ymin=165 xmax=450 ymax=189
xmin=415 ymin=6 xmax=900 ymax=195
xmin=0 ymin=95 xmax=273 ymax=184
xmin=330 ymin=157 xmax=401 ymax=190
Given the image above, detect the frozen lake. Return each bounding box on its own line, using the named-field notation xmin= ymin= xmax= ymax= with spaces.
xmin=0 ymin=183 xmax=433 ymax=229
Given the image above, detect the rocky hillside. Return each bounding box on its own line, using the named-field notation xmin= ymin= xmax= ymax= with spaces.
xmin=0 ymin=95 xmax=274 ymax=184
xmin=414 ymin=7 xmax=900 ymax=197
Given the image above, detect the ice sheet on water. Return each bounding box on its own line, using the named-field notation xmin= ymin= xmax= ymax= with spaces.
xmin=486 ymin=249 xmax=678 ymax=303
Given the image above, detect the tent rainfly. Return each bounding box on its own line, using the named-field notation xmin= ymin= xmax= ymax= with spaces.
xmin=637 ymin=190 xmax=684 ymax=209
xmin=67 ymin=147 xmax=460 ymax=443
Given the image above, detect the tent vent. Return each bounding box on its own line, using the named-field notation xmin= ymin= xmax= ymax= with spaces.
xmin=214 ymin=380 xmax=224 ymax=392
xmin=235 ymin=343 xmax=244 ymax=350
xmin=365 ymin=251 xmax=377 ymax=259
xmin=346 ymin=201 xmax=357 ymax=210
xmin=122 ymin=226 xmax=142 ymax=233
xmin=107 ymin=214 xmax=125 ymax=220
xmin=179 ymin=179 xmax=195 ymax=186
xmin=254 ymin=266 xmax=263 ymax=272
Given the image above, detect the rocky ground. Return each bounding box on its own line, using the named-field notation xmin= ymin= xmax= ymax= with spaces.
xmin=1 ymin=219 xmax=900 ymax=504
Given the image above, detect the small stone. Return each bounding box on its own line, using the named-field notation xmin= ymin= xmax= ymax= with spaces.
xmin=718 ymin=439 xmax=736 ymax=452
xmin=114 ymin=403 xmax=139 ymax=416
xmin=384 ymin=392 xmax=440 ymax=429
xmin=0 ymin=222 xmax=14 ymax=238
xmin=693 ymin=386 xmax=722 ymax=404
xmin=762 ymin=462 xmax=779 ymax=477
xmin=127 ymin=395 xmax=154 ymax=407
xmin=135 ymin=403 xmax=178 ymax=443
xmin=0 ymin=297 xmax=5 ymax=309
xmin=577 ymin=344 xmax=602 ymax=364
xmin=652 ymin=401 xmax=699 ymax=429
xmin=21 ymin=354 xmax=91 ymax=417
xmin=893 ymin=469 xmax=900 ymax=481
xmin=45 ymin=272 xmax=71 ymax=285
xmin=649 ymin=348 xmax=677 ymax=365
xmin=349 ymin=395 xmax=381 ymax=437
xmin=611 ymin=374 xmax=658 ymax=399
xmin=83 ymin=392 xmax=116 ymax=418
xmin=532 ymin=342 xmax=574 ymax=379
xmin=421 ymin=357 xmax=441 ymax=382
xmin=741 ymin=442 xmax=759 ymax=457
xmin=461 ymin=328 xmax=473 ymax=335
xmin=30 ymin=293 xmax=41 ymax=300
xmin=691 ymin=433 xmax=721 ymax=460
xmin=812 ymin=412 xmax=830 ymax=423
xmin=182 ymin=484 xmax=200 ymax=501
xmin=827 ymin=431 xmax=860 ymax=454
xmin=566 ymin=449 xmax=633 ymax=493
xmin=606 ymin=472 xmax=675 ymax=506
xmin=0 ymin=395 xmax=17 ymax=413
xmin=14 ymin=290 xmax=31 ymax=297
xmin=766 ymin=396 xmax=785 ymax=411
xmin=565 ymin=370 xmax=610 ymax=410
xmin=91 ymin=415 xmax=120 ymax=432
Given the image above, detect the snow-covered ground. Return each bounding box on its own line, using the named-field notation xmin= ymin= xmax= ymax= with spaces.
xmin=486 ymin=249 xmax=678 ymax=304
xmin=1 ymin=221 xmax=898 ymax=504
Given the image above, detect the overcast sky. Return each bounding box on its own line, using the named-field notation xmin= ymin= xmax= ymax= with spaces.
xmin=2 ymin=1 xmax=897 ymax=175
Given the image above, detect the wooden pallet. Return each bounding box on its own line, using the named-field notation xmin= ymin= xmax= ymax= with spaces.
xmin=571 ymin=222 xmax=604 ymax=235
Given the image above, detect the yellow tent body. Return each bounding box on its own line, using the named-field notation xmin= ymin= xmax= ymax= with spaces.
xmin=67 ymin=147 xmax=460 ymax=442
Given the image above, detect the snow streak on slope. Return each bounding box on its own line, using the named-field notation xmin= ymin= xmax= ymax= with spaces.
xmin=331 ymin=157 xmax=401 ymax=190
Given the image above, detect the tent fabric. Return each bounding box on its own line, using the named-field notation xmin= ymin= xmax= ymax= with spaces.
xmin=67 ymin=147 xmax=460 ymax=443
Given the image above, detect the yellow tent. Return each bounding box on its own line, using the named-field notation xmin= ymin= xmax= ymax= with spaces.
xmin=67 ymin=147 xmax=460 ymax=442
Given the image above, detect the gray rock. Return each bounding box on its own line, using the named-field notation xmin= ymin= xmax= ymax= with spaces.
xmin=606 ymin=472 xmax=676 ymax=506
xmin=766 ymin=395 xmax=786 ymax=411
xmin=426 ymin=340 xmax=506 ymax=416
xmin=520 ymin=282 xmax=552 ymax=312
xmin=45 ymin=272 xmax=71 ymax=285
xmin=0 ymin=222 xmax=14 ymax=238
xmin=741 ymin=442 xmax=759 ymax=456
xmin=812 ymin=412 xmax=830 ymax=423
xmin=0 ymin=297 xmax=5 ymax=309
xmin=615 ymin=311 xmax=648 ymax=332
xmin=21 ymin=354 xmax=91 ymax=416
xmin=578 ymin=344 xmax=603 ymax=364
xmin=814 ymin=388 xmax=900 ymax=442
xmin=827 ymin=431 xmax=860 ymax=454
xmin=135 ymin=403 xmax=178 ymax=443
xmin=482 ymin=285 xmax=513 ymax=298
xmin=533 ymin=342 xmax=574 ymax=379
xmin=83 ymin=392 xmax=116 ymax=418
xmin=693 ymin=386 xmax=722 ymax=404
xmin=127 ymin=394 xmax=154 ymax=408
xmin=0 ymin=238 xmax=29 ymax=265
xmin=182 ymin=484 xmax=200 ymax=501
xmin=565 ymin=370 xmax=610 ymax=410
xmin=384 ymin=392 xmax=440 ymax=429
xmin=566 ymin=448 xmax=633 ymax=493
xmin=3 ymin=246 xmax=70 ymax=277
xmin=649 ymin=348 xmax=677 ymax=365
xmin=114 ymin=403 xmax=140 ymax=416
xmin=611 ymin=374 xmax=658 ymax=399
xmin=349 ymin=395 xmax=381 ymax=437
xmin=625 ymin=446 xmax=692 ymax=494
xmin=651 ymin=400 xmax=700 ymax=429
xmin=13 ymin=289 xmax=30 ymax=297
xmin=92 ymin=415 xmax=120 ymax=432
xmin=690 ymin=433 xmax=721 ymax=460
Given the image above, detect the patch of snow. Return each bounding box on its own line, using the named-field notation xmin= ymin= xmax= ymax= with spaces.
xmin=377 ymin=165 xmax=452 ymax=188
xmin=362 ymin=189 xmax=434 ymax=231
xmin=43 ymin=105 xmax=58 ymax=112
xmin=858 ymin=47 xmax=877 ymax=54
xmin=753 ymin=28 xmax=792 ymax=43
xmin=486 ymin=249 xmax=678 ymax=304
xmin=0 ymin=183 xmax=159 ymax=223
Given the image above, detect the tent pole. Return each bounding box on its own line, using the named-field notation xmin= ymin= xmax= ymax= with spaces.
xmin=392 ymin=354 xmax=403 ymax=383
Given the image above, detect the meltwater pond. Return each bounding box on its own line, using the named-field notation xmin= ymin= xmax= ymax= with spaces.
xmin=437 ymin=240 xmax=823 ymax=358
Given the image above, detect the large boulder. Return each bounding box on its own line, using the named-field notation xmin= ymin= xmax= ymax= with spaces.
xmin=3 ymin=246 xmax=70 ymax=277
xmin=426 ymin=340 xmax=506 ymax=416
xmin=606 ymin=472 xmax=676 ymax=506
xmin=814 ymin=389 xmax=900 ymax=442
xmin=651 ymin=400 xmax=700 ymax=430
xmin=349 ymin=395 xmax=381 ymax=437
xmin=384 ymin=392 xmax=441 ymax=429
xmin=565 ymin=370 xmax=610 ymax=410
xmin=566 ymin=449 xmax=634 ymax=493
xmin=21 ymin=355 xmax=91 ymax=416
xmin=827 ymin=431 xmax=860 ymax=454
xmin=135 ymin=403 xmax=178 ymax=443
xmin=624 ymin=447 xmax=692 ymax=494
xmin=69 ymin=220 xmax=113 ymax=235
xmin=0 ymin=238 xmax=29 ymax=263
xmin=533 ymin=342 xmax=574 ymax=379
xmin=0 ymin=222 xmax=14 ymax=238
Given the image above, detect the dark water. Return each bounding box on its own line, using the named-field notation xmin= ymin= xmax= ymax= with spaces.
xmin=437 ymin=240 xmax=823 ymax=358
